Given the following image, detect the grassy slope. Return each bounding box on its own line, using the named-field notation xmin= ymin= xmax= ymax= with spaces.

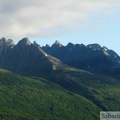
xmin=0 ymin=69 xmax=100 ymax=120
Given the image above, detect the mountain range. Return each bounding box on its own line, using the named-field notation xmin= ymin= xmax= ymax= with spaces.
xmin=1 ymin=37 xmax=120 ymax=76
xmin=42 ymin=40 xmax=120 ymax=76
xmin=0 ymin=37 xmax=120 ymax=119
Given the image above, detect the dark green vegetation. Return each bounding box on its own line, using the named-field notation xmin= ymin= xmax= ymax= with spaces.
xmin=45 ymin=68 xmax=120 ymax=111
xmin=0 ymin=69 xmax=100 ymax=120
xmin=1 ymin=68 xmax=120 ymax=120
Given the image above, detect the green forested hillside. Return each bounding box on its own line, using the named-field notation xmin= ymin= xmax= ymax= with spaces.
xmin=45 ymin=69 xmax=120 ymax=111
xmin=0 ymin=69 xmax=100 ymax=120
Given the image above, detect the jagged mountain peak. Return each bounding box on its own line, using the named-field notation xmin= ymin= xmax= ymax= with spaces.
xmin=0 ymin=37 xmax=6 ymax=41
xmin=0 ymin=37 xmax=14 ymax=47
xmin=52 ymin=40 xmax=63 ymax=47
xmin=102 ymin=46 xmax=108 ymax=51
xmin=45 ymin=44 xmax=50 ymax=47
xmin=6 ymin=39 xmax=14 ymax=47
xmin=17 ymin=37 xmax=31 ymax=46
xmin=33 ymin=41 xmax=37 ymax=44
xmin=87 ymin=43 xmax=101 ymax=50
xmin=0 ymin=37 xmax=6 ymax=46
xmin=75 ymin=43 xmax=86 ymax=47
xmin=33 ymin=41 xmax=41 ymax=48
xmin=66 ymin=42 xmax=74 ymax=47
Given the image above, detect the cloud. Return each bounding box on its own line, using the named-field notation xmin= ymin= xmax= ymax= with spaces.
xmin=0 ymin=0 xmax=120 ymax=40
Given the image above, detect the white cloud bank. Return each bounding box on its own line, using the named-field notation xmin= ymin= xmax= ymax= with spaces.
xmin=0 ymin=0 xmax=120 ymax=39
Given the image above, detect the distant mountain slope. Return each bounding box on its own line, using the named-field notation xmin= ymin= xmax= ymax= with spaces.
xmin=0 ymin=69 xmax=100 ymax=120
xmin=42 ymin=41 xmax=120 ymax=76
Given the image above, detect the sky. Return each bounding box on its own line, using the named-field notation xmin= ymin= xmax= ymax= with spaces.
xmin=0 ymin=0 xmax=120 ymax=54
